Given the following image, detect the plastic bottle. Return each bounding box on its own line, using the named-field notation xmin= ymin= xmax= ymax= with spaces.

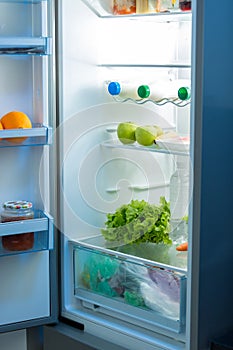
xmin=113 ymin=0 xmax=136 ymax=15
xmin=137 ymin=79 xmax=191 ymax=101
xmin=178 ymin=86 xmax=191 ymax=100
xmin=107 ymin=81 xmax=140 ymax=100
xmin=148 ymin=0 xmax=178 ymax=12
xmin=179 ymin=0 xmax=191 ymax=11
xmin=169 ymin=156 xmax=190 ymax=243
xmin=136 ymin=0 xmax=149 ymax=13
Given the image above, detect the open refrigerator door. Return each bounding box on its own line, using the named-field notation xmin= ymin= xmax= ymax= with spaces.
xmin=0 ymin=0 xmax=57 ymax=333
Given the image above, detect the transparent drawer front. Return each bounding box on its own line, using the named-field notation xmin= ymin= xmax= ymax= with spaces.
xmin=74 ymin=245 xmax=187 ymax=333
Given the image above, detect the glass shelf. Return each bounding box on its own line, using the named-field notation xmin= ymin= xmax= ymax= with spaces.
xmin=0 ymin=37 xmax=52 ymax=55
xmin=102 ymin=139 xmax=190 ymax=156
xmin=81 ymin=0 xmax=191 ymax=20
xmin=0 ymin=211 xmax=54 ymax=256
xmin=0 ymin=124 xmax=52 ymax=147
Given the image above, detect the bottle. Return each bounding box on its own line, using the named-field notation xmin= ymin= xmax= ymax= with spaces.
xmin=1 ymin=200 xmax=35 ymax=251
xmin=179 ymin=0 xmax=191 ymax=11
xmin=178 ymin=86 xmax=191 ymax=100
xmin=107 ymin=81 xmax=140 ymax=100
xmin=149 ymin=0 xmax=178 ymax=12
xmin=137 ymin=83 xmax=177 ymax=101
xmin=113 ymin=0 xmax=136 ymax=15
xmin=137 ymin=79 xmax=191 ymax=101
xmin=169 ymin=157 xmax=190 ymax=244
xmin=136 ymin=0 xmax=149 ymax=13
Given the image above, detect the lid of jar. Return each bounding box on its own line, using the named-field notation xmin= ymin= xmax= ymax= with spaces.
xmin=3 ymin=200 xmax=33 ymax=210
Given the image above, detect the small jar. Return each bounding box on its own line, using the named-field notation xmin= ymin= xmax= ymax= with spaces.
xmin=113 ymin=0 xmax=136 ymax=15
xmin=1 ymin=200 xmax=34 ymax=251
xmin=179 ymin=0 xmax=191 ymax=11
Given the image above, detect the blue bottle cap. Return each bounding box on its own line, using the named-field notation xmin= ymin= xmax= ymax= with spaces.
xmin=108 ymin=82 xmax=121 ymax=95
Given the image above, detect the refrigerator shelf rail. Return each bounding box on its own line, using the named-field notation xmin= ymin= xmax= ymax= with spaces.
xmin=0 ymin=211 xmax=54 ymax=256
xmin=0 ymin=124 xmax=53 ymax=147
xmin=101 ymin=139 xmax=190 ymax=156
xmin=111 ymin=95 xmax=191 ymax=107
xmin=81 ymin=0 xmax=191 ymax=21
xmin=72 ymin=242 xmax=187 ymax=335
xmin=0 ymin=37 xmax=52 ymax=56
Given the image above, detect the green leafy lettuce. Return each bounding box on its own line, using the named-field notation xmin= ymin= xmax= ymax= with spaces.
xmin=101 ymin=197 xmax=171 ymax=246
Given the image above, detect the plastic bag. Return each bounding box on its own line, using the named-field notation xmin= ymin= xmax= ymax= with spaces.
xmin=111 ymin=261 xmax=180 ymax=319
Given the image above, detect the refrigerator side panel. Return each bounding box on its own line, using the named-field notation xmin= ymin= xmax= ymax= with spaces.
xmin=188 ymin=0 xmax=233 ymax=349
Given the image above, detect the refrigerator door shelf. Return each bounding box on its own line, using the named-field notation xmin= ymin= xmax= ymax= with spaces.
xmin=0 ymin=37 xmax=52 ymax=56
xmin=73 ymin=243 xmax=187 ymax=335
xmin=0 ymin=211 xmax=54 ymax=256
xmin=81 ymin=0 xmax=191 ymax=20
xmin=0 ymin=125 xmax=53 ymax=147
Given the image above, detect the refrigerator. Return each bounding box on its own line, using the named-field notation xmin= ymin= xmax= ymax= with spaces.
xmin=1 ymin=1 xmax=233 ymax=350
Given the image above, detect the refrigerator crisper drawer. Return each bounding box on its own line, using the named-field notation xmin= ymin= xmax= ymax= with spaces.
xmin=0 ymin=211 xmax=54 ymax=256
xmin=73 ymin=243 xmax=187 ymax=334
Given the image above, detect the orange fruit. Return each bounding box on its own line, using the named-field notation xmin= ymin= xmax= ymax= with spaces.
xmin=0 ymin=121 xmax=3 ymax=140
xmin=1 ymin=111 xmax=32 ymax=144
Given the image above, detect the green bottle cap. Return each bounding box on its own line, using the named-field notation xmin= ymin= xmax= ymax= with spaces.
xmin=178 ymin=86 xmax=191 ymax=100
xmin=137 ymin=85 xmax=150 ymax=98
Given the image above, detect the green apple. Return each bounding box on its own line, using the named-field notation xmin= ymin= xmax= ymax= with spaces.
xmin=117 ymin=122 xmax=138 ymax=144
xmin=135 ymin=125 xmax=160 ymax=146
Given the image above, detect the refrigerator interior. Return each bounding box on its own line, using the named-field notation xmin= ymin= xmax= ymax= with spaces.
xmin=0 ymin=0 xmax=55 ymax=331
xmin=58 ymin=0 xmax=192 ymax=348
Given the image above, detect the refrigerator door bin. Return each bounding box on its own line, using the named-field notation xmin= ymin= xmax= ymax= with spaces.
xmin=73 ymin=242 xmax=187 ymax=335
xmin=0 ymin=211 xmax=54 ymax=256
xmin=0 ymin=125 xmax=53 ymax=147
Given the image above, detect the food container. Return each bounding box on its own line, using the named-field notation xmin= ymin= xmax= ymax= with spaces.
xmin=113 ymin=0 xmax=136 ymax=15
xmin=179 ymin=0 xmax=191 ymax=11
xmin=1 ymin=200 xmax=34 ymax=251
